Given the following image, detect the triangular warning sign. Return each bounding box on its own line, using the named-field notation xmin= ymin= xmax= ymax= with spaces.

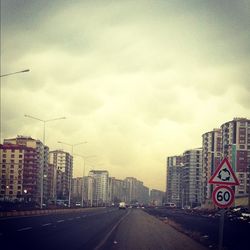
xmin=208 ymin=158 xmax=239 ymax=186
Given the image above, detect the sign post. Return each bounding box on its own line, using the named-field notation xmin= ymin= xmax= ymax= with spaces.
xmin=208 ymin=158 xmax=239 ymax=250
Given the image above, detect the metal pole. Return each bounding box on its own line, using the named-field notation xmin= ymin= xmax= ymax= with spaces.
xmin=248 ymin=165 xmax=250 ymax=212
xmin=0 ymin=69 xmax=30 ymax=77
xmin=218 ymin=209 xmax=225 ymax=250
xmin=68 ymin=145 xmax=73 ymax=208
xmin=81 ymin=158 xmax=85 ymax=207
xmin=40 ymin=121 xmax=46 ymax=209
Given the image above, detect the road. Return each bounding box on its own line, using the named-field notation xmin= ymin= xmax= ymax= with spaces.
xmin=145 ymin=207 xmax=250 ymax=250
xmin=0 ymin=207 xmax=207 ymax=250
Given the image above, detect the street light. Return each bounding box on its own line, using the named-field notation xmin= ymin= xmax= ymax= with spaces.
xmin=24 ymin=114 xmax=66 ymax=209
xmin=74 ymin=154 xmax=96 ymax=207
xmin=57 ymin=141 xmax=88 ymax=207
xmin=0 ymin=69 xmax=30 ymax=77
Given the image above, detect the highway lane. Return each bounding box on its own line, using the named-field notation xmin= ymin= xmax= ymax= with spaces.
xmin=0 ymin=207 xmax=209 ymax=250
xmin=0 ymin=207 xmax=127 ymax=250
xmin=102 ymin=208 xmax=207 ymax=250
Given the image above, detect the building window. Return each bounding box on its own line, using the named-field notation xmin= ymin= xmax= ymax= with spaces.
xmin=19 ymin=155 xmax=22 ymax=158
xmin=2 ymin=154 xmax=6 ymax=158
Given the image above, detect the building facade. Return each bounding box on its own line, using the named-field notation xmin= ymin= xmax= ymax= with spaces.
xmin=150 ymin=189 xmax=165 ymax=206
xmin=182 ymin=148 xmax=202 ymax=208
xmin=124 ymin=177 xmax=149 ymax=204
xmin=166 ymin=155 xmax=183 ymax=207
xmin=202 ymin=129 xmax=222 ymax=203
xmin=221 ymin=118 xmax=250 ymax=197
xmin=88 ymin=170 xmax=109 ymax=205
xmin=49 ymin=150 xmax=73 ymax=201
xmin=2 ymin=136 xmax=48 ymax=204
xmin=0 ymin=143 xmax=38 ymax=203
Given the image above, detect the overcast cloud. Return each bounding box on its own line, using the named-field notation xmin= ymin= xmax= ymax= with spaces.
xmin=1 ymin=0 xmax=250 ymax=190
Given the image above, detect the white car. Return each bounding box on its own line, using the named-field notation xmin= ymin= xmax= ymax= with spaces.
xmin=119 ymin=202 xmax=126 ymax=209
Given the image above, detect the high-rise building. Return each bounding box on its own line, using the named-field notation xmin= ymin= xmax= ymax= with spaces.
xmin=0 ymin=143 xmax=38 ymax=202
xmin=71 ymin=177 xmax=83 ymax=203
xmin=47 ymin=163 xmax=57 ymax=203
xmin=88 ymin=170 xmax=109 ymax=205
xmin=221 ymin=118 xmax=250 ymax=197
xmin=183 ymin=148 xmax=202 ymax=208
xmin=3 ymin=136 xmax=48 ymax=204
xmin=49 ymin=150 xmax=73 ymax=201
xmin=150 ymin=189 xmax=165 ymax=206
xmin=124 ymin=177 xmax=149 ymax=204
xmin=202 ymin=129 xmax=222 ymax=203
xmin=166 ymin=155 xmax=183 ymax=207
xmin=108 ymin=177 xmax=126 ymax=204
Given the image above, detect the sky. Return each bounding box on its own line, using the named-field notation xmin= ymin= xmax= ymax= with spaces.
xmin=1 ymin=0 xmax=250 ymax=191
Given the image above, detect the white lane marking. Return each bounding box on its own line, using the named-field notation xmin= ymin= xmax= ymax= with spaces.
xmin=17 ymin=227 xmax=32 ymax=232
xmin=57 ymin=220 xmax=64 ymax=223
xmin=94 ymin=210 xmax=131 ymax=250
xmin=68 ymin=218 xmax=74 ymax=221
xmin=42 ymin=223 xmax=52 ymax=227
xmin=75 ymin=217 xmax=80 ymax=219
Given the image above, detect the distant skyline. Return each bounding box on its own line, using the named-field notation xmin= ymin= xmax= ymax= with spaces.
xmin=1 ymin=0 xmax=250 ymax=191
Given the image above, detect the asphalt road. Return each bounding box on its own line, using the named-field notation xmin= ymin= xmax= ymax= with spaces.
xmin=145 ymin=208 xmax=250 ymax=250
xmin=0 ymin=207 xmax=207 ymax=250
xmin=0 ymin=207 xmax=125 ymax=250
xmin=103 ymin=208 xmax=207 ymax=250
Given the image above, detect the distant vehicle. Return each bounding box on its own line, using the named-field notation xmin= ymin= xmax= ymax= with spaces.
xmin=164 ymin=202 xmax=176 ymax=208
xmin=75 ymin=202 xmax=81 ymax=207
xmin=119 ymin=202 xmax=126 ymax=209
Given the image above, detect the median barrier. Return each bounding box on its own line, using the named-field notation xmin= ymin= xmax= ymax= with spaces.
xmin=0 ymin=207 xmax=104 ymax=218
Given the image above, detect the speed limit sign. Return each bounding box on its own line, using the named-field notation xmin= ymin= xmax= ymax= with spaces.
xmin=212 ymin=186 xmax=234 ymax=208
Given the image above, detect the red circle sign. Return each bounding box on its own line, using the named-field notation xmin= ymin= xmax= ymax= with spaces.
xmin=212 ymin=186 xmax=234 ymax=208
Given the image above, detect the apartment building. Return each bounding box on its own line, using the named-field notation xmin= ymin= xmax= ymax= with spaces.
xmin=124 ymin=177 xmax=149 ymax=204
xmin=49 ymin=150 xmax=73 ymax=201
xmin=150 ymin=189 xmax=165 ymax=206
xmin=221 ymin=118 xmax=250 ymax=196
xmin=0 ymin=143 xmax=38 ymax=202
xmin=88 ymin=170 xmax=109 ymax=205
xmin=166 ymin=155 xmax=183 ymax=207
xmin=108 ymin=177 xmax=126 ymax=204
xmin=182 ymin=148 xmax=202 ymax=208
xmin=3 ymin=136 xmax=48 ymax=204
xmin=202 ymin=129 xmax=222 ymax=202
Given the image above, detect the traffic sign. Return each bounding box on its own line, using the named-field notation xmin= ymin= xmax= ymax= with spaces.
xmin=212 ymin=186 xmax=234 ymax=208
xmin=208 ymin=158 xmax=239 ymax=186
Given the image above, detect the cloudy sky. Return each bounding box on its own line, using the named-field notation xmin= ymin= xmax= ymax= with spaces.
xmin=1 ymin=0 xmax=250 ymax=191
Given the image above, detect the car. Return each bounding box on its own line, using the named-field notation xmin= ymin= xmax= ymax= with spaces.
xmin=119 ymin=202 xmax=126 ymax=209
xmin=75 ymin=202 xmax=81 ymax=207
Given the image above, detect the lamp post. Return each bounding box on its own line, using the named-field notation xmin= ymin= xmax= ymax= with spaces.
xmin=57 ymin=141 xmax=88 ymax=207
xmin=0 ymin=69 xmax=30 ymax=144
xmin=74 ymin=154 xmax=96 ymax=207
xmin=0 ymin=69 xmax=30 ymax=78
xmin=24 ymin=114 xmax=66 ymax=209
